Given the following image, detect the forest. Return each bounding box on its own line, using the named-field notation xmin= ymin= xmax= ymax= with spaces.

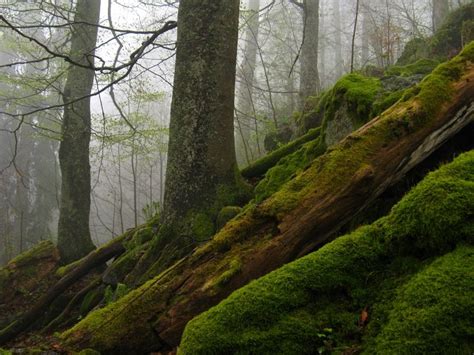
xmin=0 ymin=0 xmax=473 ymax=353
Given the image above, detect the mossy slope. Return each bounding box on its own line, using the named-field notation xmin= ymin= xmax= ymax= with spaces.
xmin=179 ymin=151 xmax=474 ymax=354
xmin=60 ymin=44 xmax=474 ymax=353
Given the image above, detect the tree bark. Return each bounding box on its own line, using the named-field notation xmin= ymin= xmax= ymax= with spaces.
xmin=161 ymin=0 xmax=241 ymax=236
xmin=299 ymin=0 xmax=321 ymax=108
xmin=57 ymin=0 xmax=101 ymax=264
xmin=62 ymin=51 xmax=474 ymax=354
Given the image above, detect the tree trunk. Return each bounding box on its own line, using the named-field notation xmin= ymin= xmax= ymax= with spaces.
xmin=158 ymin=0 xmax=243 ymax=263
xmin=432 ymin=0 xmax=449 ymax=32
xmin=57 ymin=0 xmax=100 ymax=264
xmin=236 ymin=0 xmax=261 ymax=166
xmin=360 ymin=0 xmax=370 ymax=66
xmin=334 ymin=0 xmax=344 ymax=78
xmin=299 ymin=0 xmax=321 ymax=107
xmin=62 ymin=45 xmax=474 ymax=354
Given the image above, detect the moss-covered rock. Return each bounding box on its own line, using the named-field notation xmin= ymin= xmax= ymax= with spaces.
xmin=0 ymin=241 xmax=60 ymax=304
xmin=179 ymin=151 xmax=474 ymax=354
xmin=319 ymin=73 xmax=381 ymax=146
xmin=263 ymin=123 xmax=293 ymax=152
xmin=367 ymin=245 xmax=474 ymax=354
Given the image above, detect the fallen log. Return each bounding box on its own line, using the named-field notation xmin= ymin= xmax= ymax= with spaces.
xmin=240 ymin=127 xmax=321 ymax=179
xmin=0 ymin=238 xmax=126 ymax=345
xmin=61 ymin=44 xmax=474 ymax=353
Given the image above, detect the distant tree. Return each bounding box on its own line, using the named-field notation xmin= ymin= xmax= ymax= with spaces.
xmin=57 ymin=0 xmax=101 ymax=263
xmin=433 ymin=0 xmax=449 ymax=32
xmin=236 ymin=0 xmax=261 ymax=166
xmin=291 ymin=0 xmax=321 ymax=107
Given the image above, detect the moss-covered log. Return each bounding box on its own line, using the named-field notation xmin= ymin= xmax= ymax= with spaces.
xmin=180 ymin=151 xmax=474 ymax=353
xmin=61 ymin=44 xmax=474 ymax=353
xmin=240 ymin=127 xmax=321 ymax=179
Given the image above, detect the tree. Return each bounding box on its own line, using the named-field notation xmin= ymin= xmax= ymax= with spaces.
xmin=433 ymin=0 xmax=449 ymax=32
xmin=236 ymin=0 xmax=261 ymax=166
xmin=57 ymin=0 xmax=101 ymax=264
xmin=292 ymin=0 xmax=321 ymax=107
xmin=136 ymin=0 xmax=248 ymax=274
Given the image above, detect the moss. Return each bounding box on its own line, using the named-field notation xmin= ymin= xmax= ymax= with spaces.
xmin=385 ymin=59 xmax=439 ymax=77
xmin=179 ymin=151 xmax=474 ymax=354
xmin=321 ymin=73 xmax=381 ymax=127
xmin=80 ymin=288 xmax=104 ymax=315
xmin=397 ymin=37 xmax=430 ymax=65
xmin=0 ymin=349 xmax=12 ymax=355
xmin=216 ymin=206 xmax=242 ymax=230
xmin=254 ymin=136 xmax=326 ymax=202
xmin=430 ymin=3 xmax=474 ymax=58
xmin=56 ymin=258 xmax=82 ymax=278
xmin=367 ymin=245 xmax=474 ymax=354
xmin=8 ymin=240 xmax=57 ymax=267
xmin=61 ymin=266 xmax=178 ymax=351
xmin=462 ymin=20 xmax=474 ymax=45
xmin=241 ymin=127 xmax=321 ymax=179
xmin=76 ymin=349 xmax=101 ymax=355
xmin=372 ymin=89 xmax=405 ymax=117
xmin=216 ymin=258 xmax=242 ymax=287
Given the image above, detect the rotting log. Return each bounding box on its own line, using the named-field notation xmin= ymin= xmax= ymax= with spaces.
xmin=61 ymin=46 xmax=474 ymax=353
xmin=0 ymin=238 xmax=125 ymax=344
xmin=240 ymin=127 xmax=321 ymax=179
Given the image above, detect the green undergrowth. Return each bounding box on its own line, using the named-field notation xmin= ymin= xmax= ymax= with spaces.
xmin=179 ymin=150 xmax=474 ymax=354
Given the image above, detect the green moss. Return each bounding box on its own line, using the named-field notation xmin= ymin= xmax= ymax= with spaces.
xmin=254 ymin=137 xmax=326 ymax=202
xmin=179 ymin=151 xmax=474 ymax=354
xmin=80 ymin=288 xmax=104 ymax=315
xmin=213 ymin=258 xmax=242 ymax=288
xmin=321 ymin=73 xmax=381 ymax=126
xmin=462 ymin=20 xmax=474 ymax=45
xmin=385 ymin=59 xmax=439 ymax=77
xmin=0 ymin=349 xmax=12 ymax=355
xmin=430 ymin=4 xmax=474 ymax=58
xmin=367 ymin=245 xmax=474 ymax=354
xmin=372 ymin=89 xmax=405 ymax=116
xmin=241 ymin=127 xmax=321 ymax=179
xmin=397 ymin=4 xmax=474 ymax=64
xmin=216 ymin=206 xmax=242 ymax=230
xmin=56 ymin=258 xmax=82 ymax=278
xmin=76 ymin=349 xmax=101 ymax=355
xmin=9 ymin=240 xmax=57 ymax=267
xmin=396 ymin=38 xmax=430 ymax=65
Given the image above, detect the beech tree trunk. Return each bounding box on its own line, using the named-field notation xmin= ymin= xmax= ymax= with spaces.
xmin=299 ymin=0 xmax=321 ymax=107
xmin=57 ymin=0 xmax=100 ymax=264
xmin=160 ymin=0 xmax=242 ymax=252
